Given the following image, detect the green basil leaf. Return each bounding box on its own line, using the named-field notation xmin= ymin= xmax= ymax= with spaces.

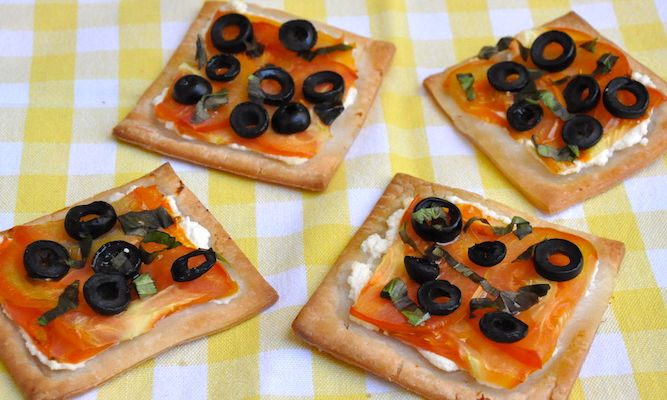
xmin=381 ymin=278 xmax=430 ymax=326
xmin=248 ymin=74 xmax=265 ymax=104
xmin=398 ymin=222 xmax=421 ymax=254
xmin=412 ymin=206 xmax=447 ymax=225
xmin=38 ymin=280 xmax=80 ymax=326
xmin=579 ymin=37 xmax=598 ymax=53
xmin=243 ymin=37 xmax=265 ymax=58
xmin=118 ymin=207 xmax=174 ymax=236
xmin=532 ymin=136 xmax=580 ymax=162
xmin=513 ymin=243 xmax=537 ymax=262
xmin=463 ymin=216 xmax=532 ymax=239
xmin=592 ymin=53 xmax=619 ymax=76
xmin=139 ymin=246 xmax=159 ymax=264
xmin=191 ymin=89 xmax=229 ymax=124
xmin=527 ymin=69 xmax=546 ymax=81
xmin=517 ymin=39 xmax=530 ymax=61
xmin=539 ymin=90 xmax=572 ymax=120
xmin=298 ymin=43 xmax=353 ymax=62
xmin=456 ymin=73 xmax=475 ymax=101
xmin=134 ymin=273 xmax=158 ymax=298
xmin=551 ymin=75 xmax=570 ymax=85
xmin=196 ymin=34 xmax=207 ymax=69
xmin=143 ymin=230 xmax=182 ymax=249
xmin=478 ymin=37 xmax=529 ymax=61
xmin=215 ymin=252 xmax=231 ymax=268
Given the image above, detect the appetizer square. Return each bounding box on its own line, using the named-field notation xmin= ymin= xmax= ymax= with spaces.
xmin=424 ymin=12 xmax=667 ymax=214
xmin=293 ymin=173 xmax=624 ymax=399
xmin=0 ymin=163 xmax=277 ymax=399
xmin=113 ymin=1 xmax=395 ymax=191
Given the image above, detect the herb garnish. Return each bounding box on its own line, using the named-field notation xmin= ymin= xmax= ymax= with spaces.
xmin=191 ymin=89 xmax=229 ymax=124
xmin=478 ymin=37 xmax=529 ymax=61
xmin=195 ymin=34 xmax=207 ymax=69
xmin=139 ymin=230 xmax=182 ymax=264
xmin=134 ymin=274 xmax=157 ymax=298
xmin=456 ymin=73 xmax=475 ymax=101
xmin=412 ymin=206 xmax=449 ymax=227
xmin=381 ymin=278 xmax=430 ymax=326
xmin=118 ymin=207 xmax=174 ymax=236
xmin=526 ymin=90 xmax=572 ymax=121
xmin=38 ymin=280 xmax=80 ymax=326
xmin=463 ymin=216 xmax=532 ymax=239
xmin=248 ymin=75 xmax=264 ymax=104
xmin=399 ymin=222 xmax=421 ymax=253
xmin=579 ymin=37 xmax=598 ymax=53
xmin=551 ymin=75 xmax=571 ymax=85
xmin=244 ymin=37 xmax=265 ymax=58
xmin=592 ymin=53 xmax=619 ymax=76
xmin=298 ymin=43 xmax=353 ymax=62
xmin=532 ymin=135 xmax=580 ymax=162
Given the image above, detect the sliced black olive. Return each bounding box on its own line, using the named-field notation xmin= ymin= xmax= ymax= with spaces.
xmin=468 ymin=241 xmax=507 ymax=267
xmin=479 ymin=312 xmax=528 ymax=343
xmin=230 ymin=102 xmax=269 ymax=138
xmin=210 ymin=13 xmax=253 ymax=53
xmin=534 ymin=238 xmax=583 ymax=281
xmin=507 ymin=100 xmax=543 ymax=131
xmin=303 ymin=71 xmax=345 ymax=104
xmin=172 ymin=248 xmax=217 ymax=282
xmin=64 ymin=201 xmax=117 ymax=240
xmin=92 ymin=240 xmax=142 ymax=279
xmin=279 ymin=19 xmax=317 ymax=52
xmin=404 ymin=256 xmax=440 ymax=284
xmin=23 ymin=240 xmax=70 ymax=280
xmin=563 ymin=75 xmax=601 ymax=113
xmin=561 ymin=115 xmax=603 ymax=150
xmin=171 ymin=75 xmax=212 ymax=105
xmin=486 ymin=61 xmax=530 ymax=92
xmin=271 ymin=102 xmax=311 ymax=134
xmin=314 ymin=101 xmax=344 ymax=125
xmin=84 ymin=272 xmax=131 ymax=316
xmin=603 ymin=77 xmax=649 ymax=119
xmin=411 ymin=197 xmax=463 ymax=243
xmin=205 ymin=54 xmax=240 ymax=82
xmin=252 ymin=66 xmax=295 ymax=106
xmin=417 ymin=280 xmax=461 ymax=316
xmin=530 ymin=30 xmax=576 ymax=72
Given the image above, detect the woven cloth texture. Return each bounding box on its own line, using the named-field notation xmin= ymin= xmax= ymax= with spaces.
xmin=0 ymin=0 xmax=666 ymax=399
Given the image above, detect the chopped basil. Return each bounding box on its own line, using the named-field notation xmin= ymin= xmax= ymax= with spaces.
xmin=478 ymin=37 xmax=529 ymax=61
xmin=134 ymin=273 xmax=157 ymax=298
xmin=463 ymin=216 xmax=532 ymax=239
xmin=79 ymin=236 xmax=92 ymax=266
xmin=536 ymin=90 xmax=572 ymax=120
xmin=139 ymin=230 xmax=182 ymax=264
xmin=118 ymin=207 xmax=174 ymax=236
xmin=551 ymin=75 xmax=571 ymax=85
xmin=243 ymin=37 xmax=265 ymax=58
xmin=532 ymin=136 xmax=580 ymax=162
xmin=399 ymin=222 xmax=421 ymax=253
xmin=512 ymin=242 xmax=538 ymax=262
xmin=579 ymin=37 xmax=598 ymax=53
xmin=592 ymin=53 xmax=619 ymax=76
xmin=248 ymin=75 xmax=265 ymax=104
xmin=196 ymin=34 xmax=207 ymax=69
xmin=456 ymin=73 xmax=475 ymax=101
xmin=527 ymin=68 xmax=546 ymax=81
xmin=215 ymin=252 xmax=231 ymax=268
xmin=412 ymin=206 xmax=448 ymax=228
xmin=191 ymin=89 xmax=229 ymax=124
xmin=517 ymin=39 xmax=530 ymax=61
xmin=470 ymin=284 xmax=550 ymax=317
xmin=38 ymin=280 xmax=80 ymax=326
xmin=298 ymin=43 xmax=353 ymax=62
xmin=381 ymin=278 xmax=430 ymax=326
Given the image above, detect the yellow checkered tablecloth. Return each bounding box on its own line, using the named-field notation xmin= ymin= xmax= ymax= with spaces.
xmin=0 ymin=0 xmax=666 ymax=398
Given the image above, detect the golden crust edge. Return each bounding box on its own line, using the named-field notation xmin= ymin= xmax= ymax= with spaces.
xmin=292 ymin=172 xmax=624 ymax=400
xmin=0 ymin=163 xmax=278 ymax=400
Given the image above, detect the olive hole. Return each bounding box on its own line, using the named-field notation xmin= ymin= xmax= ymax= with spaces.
xmin=315 ymin=82 xmax=335 ymax=93
xmin=505 ymin=73 xmax=520 ymax=83
xmin=430 ymin=288 xmax=452 ymax=304
xmin=493 ymin=317 xmax=517 ymax=331
xmin=580 ymin=88 xmax=590 ymax=100
xmin=548 ymin=252 xmax=571 ymax=267
xmin=543 ymin=42 xmax=564 ymax=60
xmin=222 ymin=25 xmax=241 ymax=40
xmin=214 ymin=66 xmax=230 ymax=75
xmin=617 ymin=89 xmax=638 ymax=106
xmin=97 ymin=281 xmax=119 ymax=300
xmin=187 ymin=254 xmax=208 ymax=269
xmin=260 ymin=79 xmax=282 ymax=95
xmin=81 ymin=213 xmax=101 ymax=222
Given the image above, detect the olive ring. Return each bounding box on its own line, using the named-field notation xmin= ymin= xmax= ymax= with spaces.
xmin=205 ymin=54 xmax=241 ymax=82
xmin=64 ymin=201 xmax=117 ymax=240
xmin=486 ymin=61 xmax=530 ymax=92
xmin=404 ymin=256 xmax=440 ymax=284
xmin=210 ymin=13 xmax=254 ymax=53
xmin=417 ymin=280 xmax=461 ymax=316
xmin=411 ymin=197 xmax=463 ymax=243
xmin=83 ymin=272 xmax=131 ymax=316
xmin=92 ymin=240 xmax=142 ymax=279
xmin=230 ymin=102 xmax=269 ymax=138
xmin=172 ymin=75 xmax=212 ymax=105
xmin=530 ymin=30 xmax=576 ymax=72
xmin=23 ymin=240 xmax=71 ymax=280
xmin=279 ymin=19 xmax=318 ymax=52
xmin=468 ymin=241 xmax=507 ymax=267
xmin=507 ymin=100 xmax=543 ymax=131
xmin=271 ymin=102 xmax=311 ymax=134
xmin=479 ymin=312 xmax=528 ymax=343
xmin=302 ymin=71 xmax=345 ymax=104
xmin=534 ymin=238 xmax=583 ymax=282
xmin=603 ymin=77 xmax=649 ymax=119
xmin=252 ymin=67 xmax=295 ymax=106
xmin=561 ymin=115 xmax=603 ymax=150
xmin=563 ymin=75 xmax=601 ymax=113
xmin=171 ymin=248 xmax=217 ymax=282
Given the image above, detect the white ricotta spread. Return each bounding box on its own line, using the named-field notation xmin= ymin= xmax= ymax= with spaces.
xmin=228 ymin=0 xmax=247 ymax=13
xmin=227 ymin=143 xmax=309 ymax=165
xmin=632 ymin=71 xmax=657 ymax=89
xmin=343 ymin=87 xmax=358 ymax=108
xmin=20 ymin=330 xmax=85 ymax=371
xmin=418 ymin=349 xmax=459 ymax=372
xmin=107 ymin=185 xmax=138 ymax=202
xmin=165 ymin=195 xmax=211 ymax=249
xmin=152 ymin=87 xmax=168 ymax=106
xmin=347 ymin=261 xmax=374 ymax=301
xmin=445 ymin=195 xmax=512 ymax=224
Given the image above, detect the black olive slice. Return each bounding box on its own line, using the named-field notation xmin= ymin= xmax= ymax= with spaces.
xmin=603 ymin=77 xmax=649 ymax=119
xmin=279 ymin=19 xmax=318 ymax=52
xmin=271 ymin=102 xmax=311 ymax=134
xmin=507 ymin=100 xmax=543 ymax=131
xmin=23 ymin=240 xmax=70 ymax=280
xmin=303 ymin=71 xmax=345 ymax=104
xmin=171 ymin=75 xmax=212 ymax=105
xmin=205 ymin=54 xmax=241 ymax=82
xmin=92 ymin=240 xmax=142 ymax=279
xmin=486 ymin=61 xmax=530 ymax=92
xmin=64 ymin=201 xmax=117 ymax=240
xmin=417 ymin=280 xmax=461 ymax=316
xmin=479 ymin=312 xmax=528 ymax=343
xmin=314 ymin=101 xmax=344 ymax=125
xmin=561 ymin=115 xmax=603 ymax=150
xmin=563 ymin=75 xmax=601 ymax=113
xmin=468 ymin=241 xmax=507 ymax=267
xmin=210 ymin=13 xmax=254 ymax=53
xmin=404 ymin=256 xmax=440 ymax=284
xmin=84 ymin=272 xmax=131 ymax=315
xmin=230 ymin=102 xmax=269 ymax=138
xmin=530 ymin=30 xmax=576 ymax=72
xmin=171 ymin=248 xmax=217 ymax=282
xmin=251 ymin=66 xmax=295 ymax=106
xmin=411 ymin=197 xmax=463 ymax=243
xmin=534 ymin=238 xmax=583 ymax=281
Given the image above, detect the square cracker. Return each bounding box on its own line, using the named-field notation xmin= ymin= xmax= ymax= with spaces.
xmin=424 ymin=11 xmax=667 ymax=214
xmin=0 ymin=163 xmax=278 ymax=400
xmin=113 ymin=1 xmax=395 ymax=191
xmin=292 ymin=173 xmax=625 ymax=400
